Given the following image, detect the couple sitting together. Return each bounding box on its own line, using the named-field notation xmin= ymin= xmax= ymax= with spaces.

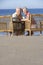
xmin=12 ymin=7 xmax=30 ymax=21
xmin=12 ymin=7 xmax=36 ymax=35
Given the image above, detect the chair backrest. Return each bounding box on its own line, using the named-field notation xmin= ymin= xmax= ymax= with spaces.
xmin=0 ymin=22 xmax=7 ymax=31
xmin=0 ymin=15 xmax=13 ymax=32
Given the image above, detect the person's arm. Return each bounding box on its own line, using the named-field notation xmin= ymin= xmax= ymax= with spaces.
xmin=12 ymin=13 xmax=17 ymax=18
xmin=26 ymin=13 xmax=30 ymax=20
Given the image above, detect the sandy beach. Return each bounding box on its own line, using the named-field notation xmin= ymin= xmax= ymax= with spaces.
xmin=0 ymin=36 xmax=43 ymax=65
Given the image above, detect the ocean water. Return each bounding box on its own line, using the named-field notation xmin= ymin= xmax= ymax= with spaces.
xmin=0 ymin=9 xmax=43 ymax=16
xmin=0 ymin=9 xmax=43 ymax=36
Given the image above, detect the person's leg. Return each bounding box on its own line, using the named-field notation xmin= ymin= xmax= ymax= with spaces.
xmin=31 ymin=31 xmax=33 ymax=35
xmin=31 ymin=24 xmax=37 ymax=35
xmin=10 ymin=32 xmax=12 ymax=36
xmin=24 ymin=31 xmax=29 ymax=36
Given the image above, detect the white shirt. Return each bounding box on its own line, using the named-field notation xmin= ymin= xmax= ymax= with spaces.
xmin=12 ymin=12 xmax=17 ymax=18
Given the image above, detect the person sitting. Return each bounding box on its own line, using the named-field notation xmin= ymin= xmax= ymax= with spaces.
xmin=12 ymin=8 xmax=22 ymax=21
xmin=23 ymin=7 xmax=30 ymax=36
xmin=23 ymin=7 xmax=36 ymax=35
xmin=12 ymin=8 xmax=23 ymax=35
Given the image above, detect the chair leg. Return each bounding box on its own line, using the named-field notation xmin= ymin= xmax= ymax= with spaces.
xmin=29 ymin=30 xmax=31 ymax=36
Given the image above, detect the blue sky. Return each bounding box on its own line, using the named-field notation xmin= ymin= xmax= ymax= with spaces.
xmin=0 ymin=0 xmax=43 ymax=9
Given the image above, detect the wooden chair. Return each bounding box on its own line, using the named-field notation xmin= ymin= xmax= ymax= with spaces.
xmin=40 ymin=21 xmax=43 ymax=34
xmin=22 ymin=14 xmax=43 ymax=36
xmin=24 ymin=14 xmax=31 ymax=35
xmin=30 ymin=14 xmax=43 ymax=35
xmin=0 ymin=15 xmax=13 ymax=36
xmin=0 ymin=22 xmax=7 ymax=32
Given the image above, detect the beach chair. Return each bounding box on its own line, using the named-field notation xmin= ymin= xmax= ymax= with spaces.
xmin=24 ymin=14 xmax=31 ymax=35
xmin=0 ymin=15 xmax=13 ymax=36
xmin=0 ymin=22 xmax=7 ymax=32
xmin=40 ymin=21 xmax=43 ymax=34
xmin=30 ymin=14 xmax=43 ymax=35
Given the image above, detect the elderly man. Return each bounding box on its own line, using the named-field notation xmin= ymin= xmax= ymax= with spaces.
xmin=12 ymin=8 xmax=24 ymax=35
xmin=12 ymin=8 xmax=22 ymax=21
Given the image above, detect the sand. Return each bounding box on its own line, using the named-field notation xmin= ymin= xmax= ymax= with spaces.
xmin=0 ymin=36 xmax=43 ymax=65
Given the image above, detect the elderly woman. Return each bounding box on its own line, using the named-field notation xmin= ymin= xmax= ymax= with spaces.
xmin=23 ymin=7 xmax=36 ymax=35
xmin=22 ymin=7 xmax=30 ymax=35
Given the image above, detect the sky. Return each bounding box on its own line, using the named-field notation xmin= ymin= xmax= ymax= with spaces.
xmin=0 ymin=0 xmax=43 ymax=9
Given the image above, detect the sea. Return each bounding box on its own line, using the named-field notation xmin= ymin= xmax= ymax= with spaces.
xmin=0 ymin=9 xmax=43 ymax=16
xmin=0 ymin=9 xmax=43 ymax=36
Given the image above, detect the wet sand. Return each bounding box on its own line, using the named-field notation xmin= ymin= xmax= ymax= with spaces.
xmin=0 ymin=36 xmax=43 ymax=65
